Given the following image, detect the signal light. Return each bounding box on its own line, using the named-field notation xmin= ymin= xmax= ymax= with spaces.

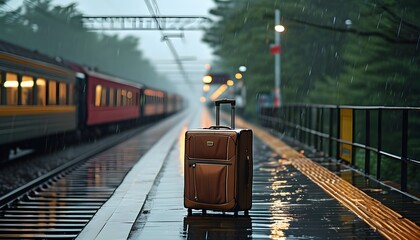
xmin=202 ymin=75 xmax=213 ymax=84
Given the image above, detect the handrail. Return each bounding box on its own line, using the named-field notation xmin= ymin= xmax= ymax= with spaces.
xmin=258 ymin=104 xmax=420 ymax=195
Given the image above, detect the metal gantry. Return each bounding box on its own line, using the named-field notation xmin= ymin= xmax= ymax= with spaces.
xmin=81 ymin=16 xmax=212 ymax=31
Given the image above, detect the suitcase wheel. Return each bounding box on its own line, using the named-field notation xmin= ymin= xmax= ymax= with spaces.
xmin=187 ymin=209 xmax=192 ymax=216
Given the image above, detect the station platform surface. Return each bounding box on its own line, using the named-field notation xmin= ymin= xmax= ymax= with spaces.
xmin=77 ymin=105 xmax=420 ymax=240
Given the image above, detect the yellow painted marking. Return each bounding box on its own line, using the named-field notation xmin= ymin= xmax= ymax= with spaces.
xmin=340 ymin=108 xmax=353 ymax=163
xmin=0 ymin=53 xmax=74 ymax=77
xmin=0 ymin=106 xmax=76 ymax=116
xmin=220 ymin=111 xmax=420 ymax=240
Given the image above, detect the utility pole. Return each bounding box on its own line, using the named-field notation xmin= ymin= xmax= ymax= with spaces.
xmin=274 ymin=9 xmax=281 ymax=108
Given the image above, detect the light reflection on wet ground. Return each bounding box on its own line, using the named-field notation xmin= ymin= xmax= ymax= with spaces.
xmin=129 ymin=136 xmax=383 ymax=239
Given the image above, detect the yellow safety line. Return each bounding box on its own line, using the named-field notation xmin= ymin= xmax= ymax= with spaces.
xmin=0 ymin=106 xmax=75 ymax=116
xmin=221 ymin=111 xmax=420 ymax=240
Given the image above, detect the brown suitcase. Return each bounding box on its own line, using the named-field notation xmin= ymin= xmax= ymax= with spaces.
xmin=184 ymin=99 xmax=253 ymax=216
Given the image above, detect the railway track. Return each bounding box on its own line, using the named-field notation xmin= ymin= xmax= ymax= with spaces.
xmin=0 ymin=112 xmax=184 ymax=239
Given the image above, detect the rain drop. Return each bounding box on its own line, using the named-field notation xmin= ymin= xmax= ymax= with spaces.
xmin=376 ymin=14 xmax=382 ymax=29
xmin=397 ymin=19 xmax=402 ymax=39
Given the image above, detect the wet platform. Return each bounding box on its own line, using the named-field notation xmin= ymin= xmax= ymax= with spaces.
xmin=77 ymin=105 xmax=420 ymax=239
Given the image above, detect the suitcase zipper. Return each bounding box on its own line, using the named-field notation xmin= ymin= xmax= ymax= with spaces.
xmin=192 ymin=163 xmax=198 ymax=201
xmin=189 ymin=160 xmax=232 ymax=166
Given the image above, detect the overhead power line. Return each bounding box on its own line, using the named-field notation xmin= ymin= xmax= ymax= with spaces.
xmin=143 ymin=0 xmax=195 ymax=90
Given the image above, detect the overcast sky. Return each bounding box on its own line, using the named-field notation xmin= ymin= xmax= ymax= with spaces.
xmin=7 ymin=0 xmax=216 ymax=85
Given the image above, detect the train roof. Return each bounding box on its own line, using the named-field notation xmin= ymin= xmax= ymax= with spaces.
xmin=0 ymin=39 xmax=73 ymax=71
xmin=81 ymin=67 xmax=144 ymax=89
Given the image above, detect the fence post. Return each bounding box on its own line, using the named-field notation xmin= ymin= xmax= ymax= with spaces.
xmin=336 ymin=106 xmax=340 ymax=160
xmin=377 ymin=108 xmax=382 ymax=180
xmin=401 ymin=109 xmax=408 ymax=192
xmin=318 ymin=108 xmax=322 ymax=151
xmin=299 ymin=106 xmax=303 ymax=143
xmin=365 ymin=110 xmax=371 ymax=175
xmin=308 ymin=106 xmax=312 ymax=148
xmin=293 ymin=107 xmax=296 ymax=140
xmin=329 ymin=108 xmax=333 ymax=157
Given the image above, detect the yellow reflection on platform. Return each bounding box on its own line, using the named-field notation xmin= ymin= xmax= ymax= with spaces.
xmin=179 ymin=125 xmax=187 ymax=176
xmin=269 ymin=199 xmax=292 ymax=239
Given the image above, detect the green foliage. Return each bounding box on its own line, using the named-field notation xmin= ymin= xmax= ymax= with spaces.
xmin=204 ymin=0 xmax=420 ymax=109
xmin=0 ymin=0 xmax=174 ymax=91
xmin=306 ymin=0 xmax=420 ymax=106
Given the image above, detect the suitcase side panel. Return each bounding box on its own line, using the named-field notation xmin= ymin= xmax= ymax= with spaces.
xmin=184 ymin=130 xmax=238 ymax=211
xmin=236 ymin=129 xmax=253 ymax=211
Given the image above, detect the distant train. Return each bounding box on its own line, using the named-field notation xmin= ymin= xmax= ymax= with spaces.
xmin=0 ymin=40 xmax=183 ymax=160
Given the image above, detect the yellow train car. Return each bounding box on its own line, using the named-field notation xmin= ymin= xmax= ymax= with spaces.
xmin=0 ymin=40 xmax=76 ymax=159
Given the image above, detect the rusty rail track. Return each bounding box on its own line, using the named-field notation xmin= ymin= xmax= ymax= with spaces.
xmin=0 ymin=114 xmax=181 ymax=239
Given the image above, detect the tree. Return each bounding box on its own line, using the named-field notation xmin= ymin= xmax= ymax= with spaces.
xmin=308 ymin=0 xmax=420 ymax=106
xmin=0 ymin=0 xmax=175 ymax=92
xmin=204 ymin=0 xmax=279 ymax=115
xmin=204 ymin=0 xmax=419 ymax=112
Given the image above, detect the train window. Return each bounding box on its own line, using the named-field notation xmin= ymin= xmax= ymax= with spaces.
xmin=21 ymin=75 xmax=34 ymax=105
xmin=127 ymin=91 xmax=133 ymax=106
xmin=116 ymin=89 xmax=121 ymax=106
xmin=95 ymin=85 xmax=102 ymax=107
xmin=109 ymin=88 xmax=114 ymax=106
xmin=101 ymin=87 xmax=107 ymax=106
xmin=59 ymin=82 xmax=67 ymax=105
xmin=106 ymin=88 xmax=110 ymax=106
xmin=48 ymin=80 xmax=57 ymax=105
xmin=36 ymin=78 xmax=46 ymax=106
xmin=122 ymin=89 xmax=127 ymax=106
xmin=68 ymin=83 xmax=74 ymax=105
xmin=5 ymin=72 xmax=18 ymax=105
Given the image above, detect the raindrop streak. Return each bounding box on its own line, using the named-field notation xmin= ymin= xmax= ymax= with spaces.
xmin=376 ymin=14 xmax=382 ymax=29
xmin=397 ymin=19 xmax=402 ymax=39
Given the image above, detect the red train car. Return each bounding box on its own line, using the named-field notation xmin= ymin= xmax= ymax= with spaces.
xmin=166 ymin=92 xmax=183 ymax=114
xmin=142 ymin=88 xmax=165 ymax=118
xmin=82 ymin=68 xmax=142 ymax=126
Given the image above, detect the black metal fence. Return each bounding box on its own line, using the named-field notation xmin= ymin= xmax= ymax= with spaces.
xmin=258 ymin=104 xmax=420 ymax=195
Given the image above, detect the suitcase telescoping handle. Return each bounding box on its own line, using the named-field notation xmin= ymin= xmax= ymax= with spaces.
xmin=215 ymin=99 xmax=235 ymax=129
